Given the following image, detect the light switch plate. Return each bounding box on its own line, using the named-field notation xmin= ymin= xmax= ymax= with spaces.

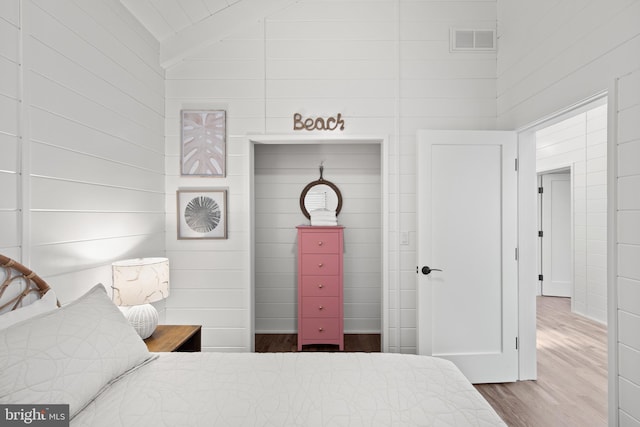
xmin=400 ymin=231 xmax=409 ymax=245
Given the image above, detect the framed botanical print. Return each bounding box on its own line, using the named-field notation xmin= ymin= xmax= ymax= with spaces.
xmin=177 ymin=189 xmax=227 ymax=239
xmin=181 ymin=110 xmax=226 ymax=176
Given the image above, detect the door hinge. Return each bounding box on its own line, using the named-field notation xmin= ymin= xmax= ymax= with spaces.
xmin=515 ymin=158 xmax=518 ymax=171
xmin=515 ymin=248 xmax=518 ymax=260
xmin=538 ymin=186 xmax=544 ymax=194
xmin=538 ymin=230 xmax=543 ymax=237
xmin=538 ymin=274 xmax=543 ymax=281
xmin=515 ymin=337 xmax=519 ymax=350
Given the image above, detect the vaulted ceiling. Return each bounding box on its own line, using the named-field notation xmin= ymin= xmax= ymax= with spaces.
xmin=119 ymin=0 xmax=299 ymax=68
xmin=119 ymin=0 xmax=240 ymax=42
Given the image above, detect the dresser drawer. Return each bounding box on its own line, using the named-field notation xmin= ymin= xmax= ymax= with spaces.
xmin=301 ymin=296 xmax=340 ymax=318
xmin=300 ymin=232 xmax=340 ymax=254
xmin=300 ymin=318 xmax=340 ymax=340
xmin=300 ymin=254 xmax=339 ymax=275
xmin=300 ymin=275 xmax=340 ymax=297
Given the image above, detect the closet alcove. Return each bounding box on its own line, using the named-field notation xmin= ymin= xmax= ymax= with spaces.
xmin=251 ymin=140 xmax=384 ymax=347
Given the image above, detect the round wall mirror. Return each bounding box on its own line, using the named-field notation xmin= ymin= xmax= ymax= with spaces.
xmin=299 ymin=179 xmax=342 ymax=219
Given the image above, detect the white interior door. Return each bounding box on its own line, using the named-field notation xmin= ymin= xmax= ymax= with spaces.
xmin=417 ymin=130 xmax=518 ymax=384
xmin=540 ymin=172 xmax=572 ymax=297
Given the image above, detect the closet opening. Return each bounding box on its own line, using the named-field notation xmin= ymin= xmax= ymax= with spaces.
xmin=246 ymin=135 xmax=389 ymax=352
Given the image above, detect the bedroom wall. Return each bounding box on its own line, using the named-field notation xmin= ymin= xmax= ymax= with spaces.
xmin=496 ymin=0 xmax=640 ymax=425
xmin=254 ymin=144 xmax=382 ymax=334
xmin=0 ymin=0 xmax=165 ymax=304
xmin=616 ymin=68 xmax=640 ymax=427
xmin=165 ymin=0 xmax=498 ymax=352
xmin=535 ymin=103 xmax=608 ymax=323
xmin=496 ymin=0 xmax=640 ymax=127
xmin=0 ymin=2 xmax=21 ymax=261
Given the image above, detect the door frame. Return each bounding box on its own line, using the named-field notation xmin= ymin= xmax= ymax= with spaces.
xmin=244 ymin=134 xmax=390 ymax=352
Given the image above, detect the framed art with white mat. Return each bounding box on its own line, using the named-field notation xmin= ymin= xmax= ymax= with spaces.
xmin=177 ymin=189 xmax=227 ymax=239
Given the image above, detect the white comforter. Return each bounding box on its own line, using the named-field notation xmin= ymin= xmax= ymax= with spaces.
xmin=72 ymin=352 xmax=506 ymax=427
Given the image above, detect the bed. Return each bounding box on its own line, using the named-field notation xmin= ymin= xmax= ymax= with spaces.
xmin=0 ymin=254 xmax=506 ymax=426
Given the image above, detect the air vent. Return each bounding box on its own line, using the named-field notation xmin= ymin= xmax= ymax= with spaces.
xmin=450 ymin=29 xmax=496 ymax=52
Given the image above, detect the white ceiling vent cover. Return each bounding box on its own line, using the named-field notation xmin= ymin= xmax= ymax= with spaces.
xmin=450 ymin=29 xmax=496 ymax=52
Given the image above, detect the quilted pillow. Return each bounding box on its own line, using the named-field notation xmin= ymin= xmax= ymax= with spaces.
xmin=0 ymin=284 xmax=154 ymax=418
xmin=0 ymin=289 xmax=58 ymax=330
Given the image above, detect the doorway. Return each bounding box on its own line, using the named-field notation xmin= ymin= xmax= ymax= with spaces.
xmin=533 ymin=99 xmax=608 ymax=321
xmin=516 ymin=96 xmax=608 ymax=400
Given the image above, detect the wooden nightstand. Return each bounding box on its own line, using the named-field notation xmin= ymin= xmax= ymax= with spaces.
xmin=144 ymin=325 xmax=202 ymax=352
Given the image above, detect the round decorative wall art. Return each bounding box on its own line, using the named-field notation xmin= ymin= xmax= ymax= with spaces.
xmin=185 ymin=196 xmax=221 ymax=233
xmin=177 ymin=189 xmax=227 ymax=239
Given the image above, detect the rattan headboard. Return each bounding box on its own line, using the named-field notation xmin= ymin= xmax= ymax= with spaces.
xmin=0 ymin=254 xmax=53 ymax=312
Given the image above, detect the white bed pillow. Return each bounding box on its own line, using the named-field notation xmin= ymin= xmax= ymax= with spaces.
xmin=0 ymin=289 xmax=58 ymax=330
xmin=0 ymin=284 xmax=155 ymax=418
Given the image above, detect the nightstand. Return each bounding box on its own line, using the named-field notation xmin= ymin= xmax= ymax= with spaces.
xmin=144 ymin=325 xmax=202 ymax=352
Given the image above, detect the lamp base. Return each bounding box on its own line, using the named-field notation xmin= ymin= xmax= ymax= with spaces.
xmin=121 ymin=304 xmax=158 ymax=339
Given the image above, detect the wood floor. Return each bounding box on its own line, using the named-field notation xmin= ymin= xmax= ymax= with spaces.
xmin=475 ymin=296 xmax=608 ymax=427
xmin=255 ymin=333 xmax=381 ymax=353
xmin=255 ymin=296 xmax=607 ymax=426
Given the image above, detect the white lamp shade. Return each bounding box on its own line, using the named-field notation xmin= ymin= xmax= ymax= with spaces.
xmin=112 ymin=257 xmax=170 ymax=306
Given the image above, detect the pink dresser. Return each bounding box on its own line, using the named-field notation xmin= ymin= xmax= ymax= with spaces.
xmin=297 ymin=226 xmax=344 ymax=351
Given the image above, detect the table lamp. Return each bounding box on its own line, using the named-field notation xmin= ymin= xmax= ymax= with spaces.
xmin=111 ymin=257 xmax=169 ymax=339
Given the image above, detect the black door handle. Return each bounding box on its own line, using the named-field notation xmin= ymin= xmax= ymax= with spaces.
xmin=421 ymin=266 xmax=442 ymax=275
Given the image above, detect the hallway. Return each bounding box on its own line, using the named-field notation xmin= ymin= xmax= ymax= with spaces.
xmin=475 ymin=296 xmax=607 ymax=426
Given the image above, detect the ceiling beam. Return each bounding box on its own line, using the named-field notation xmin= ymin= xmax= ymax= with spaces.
xmin=160 ymin=0 xmax=299 ymax=69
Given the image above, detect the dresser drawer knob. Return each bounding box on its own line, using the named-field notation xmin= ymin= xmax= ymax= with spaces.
xmin=318 ymin=241 xmax=324 ymax=246
xmin=318 ymin=327 xmax=324 ymax=332
xmin=318 ymin=305 xmax=324 ymax=310
xmin=318 ymin=263 xmax=324 ymax=268
xmin=318 ymin=284 xmax=324 ymax=289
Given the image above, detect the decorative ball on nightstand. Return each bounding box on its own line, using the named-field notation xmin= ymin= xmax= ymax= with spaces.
xmin=120 ymin=304 xmax=159 ymax=339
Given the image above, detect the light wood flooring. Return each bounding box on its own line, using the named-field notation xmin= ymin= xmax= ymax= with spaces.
xmin=255 ymin=296 xmax=608 ymax=426
xmin=475 ymin=296 xmax=608 ymax=427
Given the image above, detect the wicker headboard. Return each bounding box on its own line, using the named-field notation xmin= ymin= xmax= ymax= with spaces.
xmin=0 ymin=254 xmax=53 ymax=313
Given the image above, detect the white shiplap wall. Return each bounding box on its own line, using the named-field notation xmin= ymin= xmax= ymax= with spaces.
xmin=398 ymin=0 xmax=497 ymax=352
xmin=0 ymin=0 xmax=165 ymax=304
xmin=536 ymin=103 xmax=607 ymax=323
xmin=0 ymin=1 xmax=21 ymax=260
xmin=497 ymin=0 xmax=640 ymax=127
xmin=616 ymin=68 xmax=640 ymax=427
xmin=497 ymin=0 xmax=640 ymax=425
xmin=254 ymin=144 xmax=382 ymax=333
xmin=165 ymin=0 xmax=498 ymax=352
xmin=164 ymin=21 xmax=264 ymax=352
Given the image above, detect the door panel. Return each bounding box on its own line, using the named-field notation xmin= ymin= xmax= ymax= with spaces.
xmin=417 ymin=130 xmax=518 ymax=384
xmin=540 ymin=173 xmax=572 ymax=297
